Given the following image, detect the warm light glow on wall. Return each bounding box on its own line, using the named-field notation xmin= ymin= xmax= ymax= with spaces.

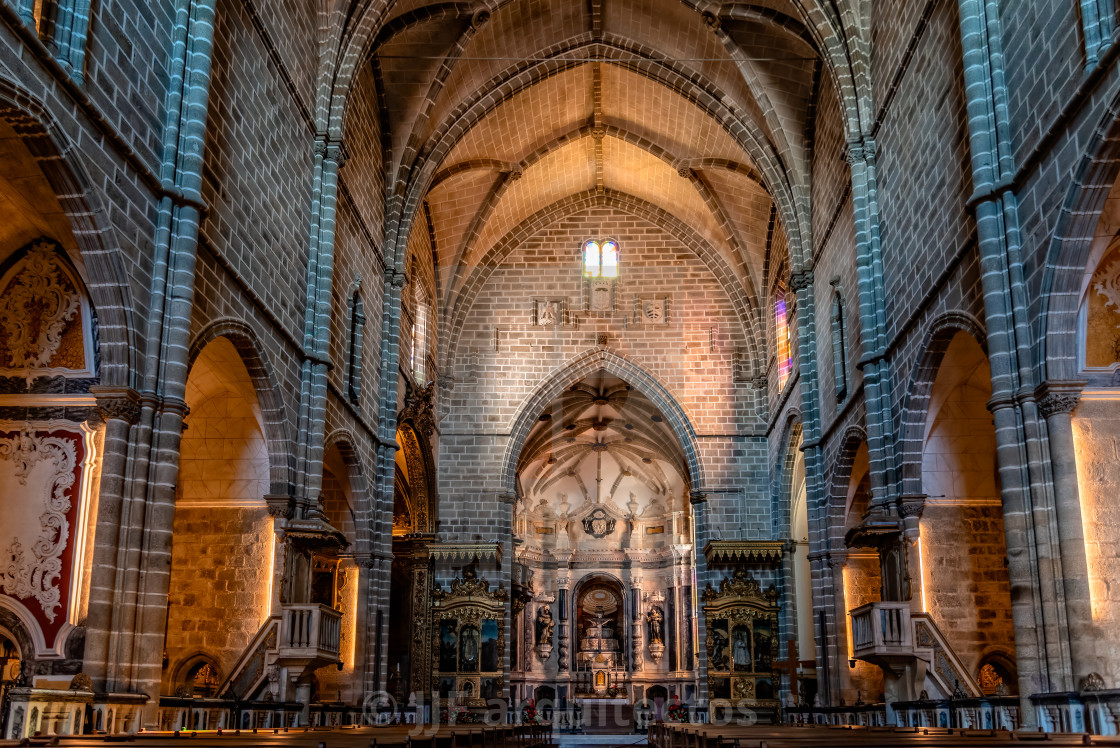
xmin=264 ymin=529 xmax=276 ymax=622
xmin=841 ymin=565 xmax=854 ymax=658
xmin=1071 ymin=389 xmax=1120 ymax=622
xmin=69 ymin=422 xmax=99 ymax=625
xmin=917 ymin=534 xmax=928 ymax=613
xmin=345 ymin=563 xmax=358 ymax=667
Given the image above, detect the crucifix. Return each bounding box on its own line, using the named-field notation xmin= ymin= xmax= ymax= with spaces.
xmin=770 ymin=639 xmax=812 ymax=705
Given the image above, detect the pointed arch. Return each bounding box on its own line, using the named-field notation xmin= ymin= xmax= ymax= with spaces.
xmin=187 ymin=319 xmax=295 ymax=497
xmin=323 ymin=429 xmax=373 ymax=552
xmin=394 ymin=421 xmax=437 ymax=534
xmin=896 ymin=312 xmax=988 ymax=497
xmin=0 ymin=75 xmax=136 ymax=387
xmin=1040 ymin=84 xmax=1120 ymax=383
xmin=500 ymin=348 xmax=706 ymax=498
xmin=774 ymin=413 xmax=805 ymax=537
xmin=825 ymin=425 xmax=867 ymax=550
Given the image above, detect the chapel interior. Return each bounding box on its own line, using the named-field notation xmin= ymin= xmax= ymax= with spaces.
xmin=2 ymin=0 xmax=1120 ymax=741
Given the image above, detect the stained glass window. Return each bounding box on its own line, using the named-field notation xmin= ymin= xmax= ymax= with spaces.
xmin=776 ymin=290 xmax=792 ymax=389
xmin=583 ymin=239 xmax=618 ymax=278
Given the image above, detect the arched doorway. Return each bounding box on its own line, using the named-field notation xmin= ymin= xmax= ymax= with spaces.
xmin=1072 ymin=231 xmax=1120 ymax=688
xmin=507 ymin=370 xmax=697 ymax=710
xmin=311 ymin=441 xmax=363 ymax=708
xmin=163 ymin=337 xmax=275 ymax=697
xmin=918 ymin=331 xmax=1016 ymax=697
xmin=839 ymin=442 xmax=884 ymax=704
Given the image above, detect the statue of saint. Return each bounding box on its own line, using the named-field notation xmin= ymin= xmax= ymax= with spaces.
xmin=459 ymin=626 xmax=480 ymax=671
xmin=732 ymin=628 xmax=751 ymax=670
xmin=646 ymin=606 xmax=664 ymax=644
xmin=708 ymin=627 xmax=728 ymax=669
xmin=535 ymin=605 xmax=554 ymax=645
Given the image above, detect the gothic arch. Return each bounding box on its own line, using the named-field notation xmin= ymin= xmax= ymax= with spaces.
xmin=775 ymin=414 xmax=805 ymax=538
xmin=168 ymin=652 xmax=221 ymax=695
xmin=0 ymin=76 xmax=136 ymax=388
xmin=825 ymin=425 xmax=867 ymax=551
xmin=394 ymin=420 xmax=437 ymax=535
xmin=323 ymin=430 xmax=373 ymax=552
xmin=500 ymin=348 xmax=706 ymax=498
xmin=1040 ymin=83 xmax=1120 ymax=382
xmin=384 ymin=39 xmax=807 ymax=272
xmin=186 ymin=319 xmax=295 ymax=497
xmin=896 ymin=312 xmax=988 ymax=497
xmin=440 ymin=190 xmax=761 ymax=376
xmin=320 ymin=0 xmax=866 ymax=164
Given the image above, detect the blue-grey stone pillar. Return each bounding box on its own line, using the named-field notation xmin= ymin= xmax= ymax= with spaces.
xmin=294 ymin=136 xmax=347 ymax=518
xmin=845 ymin=139 xmax=899 ymax=514
xmin=957 ymin=0 xmax=1076 ymax=721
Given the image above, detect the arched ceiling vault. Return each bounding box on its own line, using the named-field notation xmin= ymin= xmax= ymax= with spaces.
xmin=327 ymin=0 xmax=866 ymax=371
xmin=516 ymin=373 xmax=691 ymax=514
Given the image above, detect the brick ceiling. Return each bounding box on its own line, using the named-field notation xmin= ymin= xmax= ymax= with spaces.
xmin=361 ymin=0 xmax=826 ymax=320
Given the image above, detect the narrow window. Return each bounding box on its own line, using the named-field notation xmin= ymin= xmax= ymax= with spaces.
xmin=776 ymin=287 xmax=792 ymax=390
xmin=412 ymin=284 xmax=430 ymax=382
xmin=831 ymin=291 xmax=848 ymax=401
xmin=582 ymin=239 xmax=619 ymax=278
xmin=347 ymin=289 xmax=365 ymax=403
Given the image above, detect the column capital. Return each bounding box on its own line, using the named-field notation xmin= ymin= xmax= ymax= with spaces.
xmin=790 ymin=270 xmax=814 ymax=291
xmin=314 ymin=134 xmax=348 ymax=166
xmin=844 ymin=136 xmax=877 ymax=165
xmin=89 ymin=385 xmax=141 ymax=424
xmin=1035 ymin=380 xmax=1087 ymax=417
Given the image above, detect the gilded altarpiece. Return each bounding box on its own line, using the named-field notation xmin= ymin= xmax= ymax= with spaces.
xmin=702 ymin=570 xmax=780 ymax=712
xmin=430 ymin=568 xmax=508 ymax=706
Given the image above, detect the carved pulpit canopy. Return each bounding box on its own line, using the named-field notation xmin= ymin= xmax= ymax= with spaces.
xmin=401 ymin=379 xmax=436 ymax=438
xmin=701 ymin=568 xmax=779 ymax=608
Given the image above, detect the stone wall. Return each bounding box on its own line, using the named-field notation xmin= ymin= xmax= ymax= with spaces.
xmin=163 ymin=506 xmax=273 ymax=689
xmin=1073 ymin=397 xmax=1120 ymax=684
xmin=441 ymin=205 xmax=766 ymax=543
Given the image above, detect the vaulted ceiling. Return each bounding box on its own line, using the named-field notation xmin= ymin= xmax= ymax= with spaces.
xmin=352 ymin=0 xmax=835 ymax=355
xmin=516 ymin=372 xmax=689 ymax=518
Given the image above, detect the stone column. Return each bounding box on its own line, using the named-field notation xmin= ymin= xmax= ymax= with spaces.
xmin=557 ymin=577 xmax=570 ymax=674
xmin=631 ymin=577 xmax=644 ymax=672
xmin=1038 ymin=383 xmax=1096 ymax=687
xmin=116 ymin=0 xmax=217 ymax=719
xmin=83 ymin=387 xmax=141 ymax=691
xmin=293 ymin=136 xmax=347 ymax=519
xmin=845 ymin=140 xmax=899 ymax=514
xmin=957 ymin=0 xmax=1074 ymax=717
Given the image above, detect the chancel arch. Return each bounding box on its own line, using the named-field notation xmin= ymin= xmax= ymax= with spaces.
xmin=509 ymin=368 xmax=698 ymax=709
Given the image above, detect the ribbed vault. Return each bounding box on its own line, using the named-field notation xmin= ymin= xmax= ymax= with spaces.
xmin=332 ymin=0 xmax=856 ymax=374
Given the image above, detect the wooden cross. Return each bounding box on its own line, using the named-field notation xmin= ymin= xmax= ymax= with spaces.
xmin=770 ymin=639 xmax=804 ymax=703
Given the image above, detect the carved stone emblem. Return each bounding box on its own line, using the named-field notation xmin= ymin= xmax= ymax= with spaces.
xmin=582 ymin=507 xmax=616 ymax=538
xmin=588 ymin=280 xmax=613 ymax=312
xmin=637 ymin=296 xmax=669 ymax=325
xmin=0 ymin=240 xmax=87 ymax=375
xmin=535 ymin=299 xmax=563 ymax=327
